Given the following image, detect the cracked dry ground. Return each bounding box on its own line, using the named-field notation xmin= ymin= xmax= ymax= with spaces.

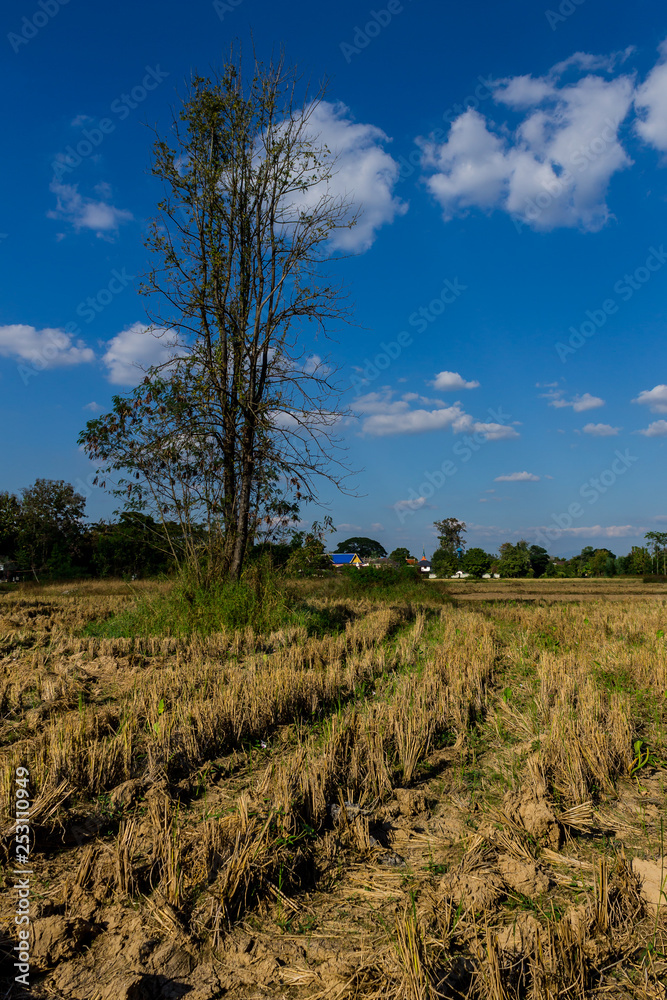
xmin=0 ymin=582 xmax=666 ymax=999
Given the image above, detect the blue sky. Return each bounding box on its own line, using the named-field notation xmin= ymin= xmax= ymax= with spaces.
xmin=2 ymin=0 xmax=667 ymax=558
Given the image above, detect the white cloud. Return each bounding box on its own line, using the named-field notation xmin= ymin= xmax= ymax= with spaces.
xmin=494 ymin=471 xmax=540 ymax=482
xmin=83 ymin=401 xmax=103 ymax=412
xmin=0 ymin=324 xmax=94 ymax=369
xmin=431 ymin=370 xmax=480 ymax=391
xmin=355 ymin=389 xmax=519 ymax=439
xmin=536 ymin=524 xmax=638 ymax=538
xmin=48 ymin=181 xmax=133 ymax=237
xmin=632 ymin=384 xmax=667 ymax=413
xmin=635 ymin=39 xmax=667 ymax=153
xmin=363 ymin=403 xmax=465 ymax=436
xmin=546 ymin=390 xmax=605 ymax=411
xmin=370 ymin=523 xmax=384 ymax=532
xmin=550 ymin=49 xmax=635 ymax=77
xmin=461 ymin=420 xmax=519 ymax=441
xmin=638 ymin=420 xmax=667 ymax=437
xmin=286 ymin=101 xmax=407 ymax=252
xmin=337 ymin=523 xmax=362 ymax=531
xmin=419 ymin=56 xmax=635 ymax=231
xmin=102 ymin=323 xmax=183 ymax=385
xmin=582 ymin=422 xmax=619 ymax=436
xmin=393 ymin=496 xmax=430 ymax=513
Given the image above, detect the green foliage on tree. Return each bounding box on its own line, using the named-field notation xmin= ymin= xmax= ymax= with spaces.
xmin=16 ymin=479 xmax=87 ymax=580
xmin=433 ymin=517 xmax=467 ymax=555
xmin=587 ymin=548 xmax=616 ymax=576
xmin=461 ymin=547 xmax=493 ymax=578
xmin=0 ymin=492 xmax=21 ymax=559
xmin=431 ymin=547 xmax=457 ymax=578
xmin=644 ymin=531 xmax=667 ymax=575
xmin=389 ymin=546 xmax=411 ymax=564
xmin=334 ymin=537 xmax=387 ymax=559
xmin=528 ymin=545 xmax=550 ymax=578
xmin=497 ymin=540 xmax=532 ymax=578
xmin=91 ymin=513 xmax=177 ymax=578
xmin=286 ymin=519 xmax=336 ymax=576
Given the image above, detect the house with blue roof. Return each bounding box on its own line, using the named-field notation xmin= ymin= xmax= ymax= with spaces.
xmin=330 ymin=553 xmax=363 ymax=568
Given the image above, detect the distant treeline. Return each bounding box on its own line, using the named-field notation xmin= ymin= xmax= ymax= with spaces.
xmin=0 ymin=479 xmax=661 ymax=582
xmin=0 ymin=479 xmax=176 ymax=580
xmin=0 ymin=479 xmax=327 ymax=581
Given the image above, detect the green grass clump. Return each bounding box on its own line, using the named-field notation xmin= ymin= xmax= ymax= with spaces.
xmin=82 ymin=571 xmax=330 ymax=638
xmin=339 ymin=566 xmax=446 ymax=602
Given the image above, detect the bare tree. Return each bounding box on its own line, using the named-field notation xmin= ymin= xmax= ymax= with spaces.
xmin=81 ymin=52 xmax=356 ymax=582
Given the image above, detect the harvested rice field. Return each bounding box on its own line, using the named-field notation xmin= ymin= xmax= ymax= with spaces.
xmin=0 ymin=579 xmax=666 ymax=999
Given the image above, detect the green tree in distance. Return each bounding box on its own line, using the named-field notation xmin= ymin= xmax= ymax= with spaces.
xmin=497 ymin=540 xmax=532 ymax=578
xmin=461 ymin=547 xmax=493 ymax=578
xmin=0 ymin=492 xmax=21 ymax=561
xmin=432 ymin=517 xmax=467 ymax=578
xmin=645 ymin=530 xmax=667 ymax=574
xmin=334 ymin=537 xmax=387 ymax=558
xmin=433 ymin=517 xmax=467 ymax=555
xmin=528 ymin=544 xmax=550 ymax=578
xmin=17 ymin=480 xmax=86 ymax=581
xmin=389 ymin=546 xmax=411 ymax=564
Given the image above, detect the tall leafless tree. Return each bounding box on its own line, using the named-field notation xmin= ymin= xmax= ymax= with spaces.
xmin=81 ymin=53 xmax=357 ymax=582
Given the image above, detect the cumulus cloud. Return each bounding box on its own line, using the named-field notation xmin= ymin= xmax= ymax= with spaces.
xmin=371 ymin=522 xmax=384 ymax=531
xmin=535 ymin=524 xmax=638 ymax=538
xmin=392 ymin=496 xmax=434 ymax=513
xmin=582 ymin=422 xmax=619 ymax=436
xmin=0 ymin=324 xmax=94 ymax=369
xmin=354 ymin=389 xmax=519 ymax=439
xmin=546 ymin=390 xmax=605 ymax=411
xmin=638 ymin=420 xmax=667 ymax=437
xmin=83 ymin=401 xmax=103 ymax=412
xmin=286 ymin=101 xmax=407 ymax=252
xmin=418 ymin=55 xmax=636 ymax=231
xmin=363 ymin=402 xmax=465 ymax=436
xmin=632 ymin=384 xmax=667 ymax=413
xmin=494 ymin=471 xmax=540 ymax=482
xmin=431 ymin=370 xmax=480 ymax=391
xmin=48 ymin=181 xmax=133 ymax=237
xmin=102 ymin=323 xmax=183 ymax=385
xmin=635 ymin=39 xmax=667 ymax=153
xmin=452 ymin=416 xmax=520 ymax=441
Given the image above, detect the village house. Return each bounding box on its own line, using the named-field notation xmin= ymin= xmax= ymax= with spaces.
xmin=330 ymin=553 xmax=363 ymax=568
